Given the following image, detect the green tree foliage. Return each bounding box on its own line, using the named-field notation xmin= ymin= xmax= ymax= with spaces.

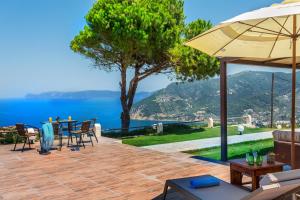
xmin=171 ymin=19 xmax=220 ymax=81
xmin=70 ymin=0 xmax=219 ymax=131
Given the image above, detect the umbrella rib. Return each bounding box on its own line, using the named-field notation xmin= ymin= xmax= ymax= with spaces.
xmin=212 ymin=18 xmax=269 ymax=56
xmin=248 ymin=30 xmax=284 ymax=36
xmin=268 ymin=16 xmax=290 ymax=58
xmin=271 ymin=17 xmax=292 ymax=35
xmin=238 ymin=21 xmax=290 ymax=37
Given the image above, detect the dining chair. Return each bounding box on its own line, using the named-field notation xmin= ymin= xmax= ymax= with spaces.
xmin=14 ymin=124 xmax=40 ymax=152
xmin=62 ymin=120 xmax=76 ymax=143
xmin=52 ymin=122 xmax=63 ymax=150
xmin=68 ymin=120 xmax=92 ymax=148
xmin=88 ymin=118 xmax=98 ymax=143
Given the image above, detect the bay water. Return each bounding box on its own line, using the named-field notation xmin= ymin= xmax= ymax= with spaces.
xmin=0 ymin=98 xmax=164 ymax=130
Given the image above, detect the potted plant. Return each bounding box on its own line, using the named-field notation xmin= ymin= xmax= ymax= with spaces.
xmin=267 ymin=152 xmax=276 ymax=164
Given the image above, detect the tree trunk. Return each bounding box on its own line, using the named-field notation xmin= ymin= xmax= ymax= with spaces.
xmin=121 ymin=111 xmax=130 ymax=132
xmin=120 ymin=63 xmax=129 ymax=132
xmin=119 ymin=63 xmax=140 ymax=133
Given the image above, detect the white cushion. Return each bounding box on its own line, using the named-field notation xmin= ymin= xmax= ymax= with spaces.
xmin=27 ymin=128 xmax=35 ymax=134
xmin=260 ymin=169 xmax=300 ymax=186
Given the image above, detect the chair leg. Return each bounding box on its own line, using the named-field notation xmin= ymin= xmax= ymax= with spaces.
xmin=60 ymin=134 xmax=63 ymax=149
xmin=162 ymin=182 xmax=169 ymax=200
xmin=28 ymin=137 xmax=31 ymax=149
xmin=22 ymin=138 xmax=27 ymax=152
xmin=13 ymin=141 xmax=17 ymax=151
xmin=67 ymin=134 xmax=71 ymax=147
xmin=13 ymin=135 xmax=18 ymax=151
xmin=80 ymin=135 xmax=85 ymax=148
xmin=58 ymin=134 xmax=62 ymax=150
xmin=89 ymin=134 xmax=93 ymax=146
xmin=92 ymin=130 xmax=98 ymax=143
xmin=76 ymin=136 xmax=79 ymax=147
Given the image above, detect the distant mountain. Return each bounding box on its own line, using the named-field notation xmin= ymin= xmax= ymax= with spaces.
xmin=131 ymin=71 xmax=300 ymax=122
xmin=26 ymin=90 xmax=151 ymax=102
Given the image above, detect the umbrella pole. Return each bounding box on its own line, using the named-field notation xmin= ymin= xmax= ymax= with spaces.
xmin=291 ymin=14 xmax=297 ymax=169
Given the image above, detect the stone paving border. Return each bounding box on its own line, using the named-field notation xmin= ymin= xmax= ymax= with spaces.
xmin=143 ymin=131 xmax=274 ymax=153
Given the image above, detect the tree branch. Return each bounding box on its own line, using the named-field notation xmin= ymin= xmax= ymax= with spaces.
xmin=138 ymin=62 xmax=170 ymax=81
xmin=127 ymin=63 xmax=143 ymax=110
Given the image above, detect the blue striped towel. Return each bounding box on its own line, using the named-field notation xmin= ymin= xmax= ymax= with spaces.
xmin=41 ymin=123 xmax=54 ymax=152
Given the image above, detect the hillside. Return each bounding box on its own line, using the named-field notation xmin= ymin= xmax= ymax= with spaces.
xmin=131 ymin=71 xmax=300 ymax=121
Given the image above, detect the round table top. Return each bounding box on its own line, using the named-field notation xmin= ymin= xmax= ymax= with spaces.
xmin=42 ymin=120 xmax=78 ymax=124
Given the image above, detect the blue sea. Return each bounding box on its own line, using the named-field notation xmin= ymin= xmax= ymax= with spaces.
xmin=0 ymin=98 xmax=165 ymax=130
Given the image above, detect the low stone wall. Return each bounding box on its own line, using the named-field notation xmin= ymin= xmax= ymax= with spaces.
xmin=0 ymin=126 xmax=17 ymax=144
xmin=0 ymin=126 xmax=16 ymax=132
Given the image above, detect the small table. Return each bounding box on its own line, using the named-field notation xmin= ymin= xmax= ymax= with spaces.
xmin=41 ymin=120 xmax=78 ymax=149
xmin=230 ymin=159 xmax=284 ymax=191
xmin=42 ymin=120 xmax=78 ymax=132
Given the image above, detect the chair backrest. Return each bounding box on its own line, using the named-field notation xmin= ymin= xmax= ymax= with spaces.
xmin=68 ymin=122 xmax=74 ymax=132
xmin=55 ymin=116 xmax=60 ymax=122
xmin=273 ymin=130 xmax=300 ymax=143
xmin=52 ymin=122 xmax=60 ymax=136
xmin=16 ymin=124 xmax=26 ymax=136
xmin=81 ymin=121 xmax=91 ymax=132
xmin=90 ymin=118 xmax=96 ymax=127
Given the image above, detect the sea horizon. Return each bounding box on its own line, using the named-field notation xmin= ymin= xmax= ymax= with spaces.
xmin=0 ymin=98 xmax=175 ymax=130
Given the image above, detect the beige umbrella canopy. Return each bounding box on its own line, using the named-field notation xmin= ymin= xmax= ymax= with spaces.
xmin=186 ymin=0 xmax=300 ymax=168
xmin=282 ymin=0 xmax=300 ymax=4
xmin=186 ymin=1 xmax=300 ymax=63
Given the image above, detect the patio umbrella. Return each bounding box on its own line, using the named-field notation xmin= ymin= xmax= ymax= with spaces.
xmin=185 ymin=0 xmax=300 ymax=168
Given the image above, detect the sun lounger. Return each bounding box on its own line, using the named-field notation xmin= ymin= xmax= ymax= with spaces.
xmin=162 ymin=175 xmax=249 ymax=200
xmin=260 ymin=169 xmax=300 ymax=186
xmin=163 ymin=171 xmax=300 ymax=200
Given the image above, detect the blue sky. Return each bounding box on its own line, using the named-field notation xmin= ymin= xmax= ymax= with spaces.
xmin=0 ymin=0 xmax=288 ymax=98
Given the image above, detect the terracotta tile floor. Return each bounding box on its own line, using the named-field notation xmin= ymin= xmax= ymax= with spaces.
xmin=0 ymin=137 xmax=229 ymax=200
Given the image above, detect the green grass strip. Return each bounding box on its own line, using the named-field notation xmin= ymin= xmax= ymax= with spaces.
xmin=122 ymin=126 xmax=273 ymax=147
xmin=184 ymin=139 xmax=274 ymax=160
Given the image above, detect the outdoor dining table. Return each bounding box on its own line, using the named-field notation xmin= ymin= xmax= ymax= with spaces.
xmin=41 ymin=119 xmax=78 ymax=150
xmin=57 ymin=119 xmax=78 ymax=128
xmin=42 ymin=119 xmax=77 ymax=123
xmin=42 ymin=120 xmax=78 ymax=128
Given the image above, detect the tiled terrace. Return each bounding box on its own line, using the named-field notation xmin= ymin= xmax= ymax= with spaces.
xmin=0 ymin=137 xmax=229 ymax=200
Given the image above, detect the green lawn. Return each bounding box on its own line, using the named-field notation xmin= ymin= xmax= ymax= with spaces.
xmin=185 ymin=139 xmax=274 ymax=160
xmin=122 ymin=126 xmax=273 ymax=147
